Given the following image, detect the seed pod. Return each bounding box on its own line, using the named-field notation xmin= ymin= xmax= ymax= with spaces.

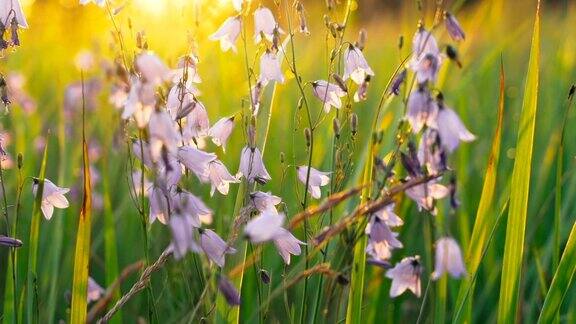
xmin=332 ymin=118 xmax=341 ymax=138
xmin=350 ymin=113 xmax=358 ymax=136
xmin=569 ymin=84 xmax=575 ymax=99
xmin=260 ymin=269 xmax=271 ymax=284
xmin=331 ymin=73 xmax=348 ymax=93
xmin=304 ymin=128 xmax=312 ymax=147
xmin=297 ymin=97 xmax=304 ymax=110
xmin=329 ymin=23 xmax=339 ymax=38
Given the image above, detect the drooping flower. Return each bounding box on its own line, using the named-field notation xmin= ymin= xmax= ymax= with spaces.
xmin=311 ymin=80 xmax=347 ymax=113
xmin=1 ymin=0 xmax=28 ymax=29
xmin=209 ymin=16 xmax=242 ymax=53
xmin=354 ymin=76 xmax=371 ymax=102
xmin=417 ymin=129 xmax=447 ymax=175
xmin=183 ymin=100 xmax=210 ymax=140
xmin=406 ymin=85 xmax=438 ymax=133
xmin=405 ymin=179 xmax=449 ymax=215
xmin=87 ymin=277 xmax=105 ymax=302
xmin=166 ymin=82 xmax=199 ymax=120
xmin=238 ymin=146 xmax=271 ymax=184
xmin=122 ymin=77 xmax=156 ymax=128
xmin=250 ymin=81 xmax=264 ymax=116
xmin=169 ymin=213 xmax=201 ymax=259
xmin=259 ymin=51 xmax=284 ymax=85
xmin=217 ymin=274 xmax=241 ymax=306
xmin=209 ymin=116 xmax=235 ymax=151
xmin=436 ymin=102 xmax=476 ymax=153
xmin=32 ymin=178 xmax=70 ymax=220
xmin=148 ymin=184 xmax=170 ymax=225
xmin=444 ymin=11 xmax=466 ymax=41
xmin=408 ymin=27 xmax=443 ymax=84
xmin=171 ymin=188 xmax=212 ymax=226
xmin=390 ymin=69 xmax=407 ymax=96
xmin=386 ymin=256 xmax=422 ymax=298
xmin=273 ymin=228 xmax=305 ymax=265
xmin=296 ymin=166 xmax=330 ymax=199
xmin=199 ymin=229 xmax=236 ymax=267
xmin=343 ymin=45 xmax=374 ymax=85
xmin=249 ymin=191 xmax=282 ymax=214
xmin=149 ymin=109 xmax=181 ymax=162
xmin=365 ymin=216 xmax=403 ymax=261
xmin=0 ymin=235 xmax=22 ymax=247
xmin=431 ymin=237 xmax=467 ymax=280
xmin=177 ymin=146 xmax=217 ymax=181
xmin=373 ymin=203 xmax=404 ymax=227
xmin=135 ymin=52 xmax=170 ymax=86
xmin=254 ymin=7 xmax=283 ymax=43
xmin=244 ymin=211 xmax=284 ymax=243
xmin=206 ymin=160 xmax=240 ymax=196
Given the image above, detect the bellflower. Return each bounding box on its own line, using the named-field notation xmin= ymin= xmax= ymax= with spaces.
xmin=122 ymin=77 xmax=156 ymax=128
xmin=206 ymin=160 xmax=239 ymax=196
xmin=249 ymin=191 xmax=282 ymax=214
xmin=431 ymin=237 xmax=467 ymax=280
xmin=171 ymin=188 xmax=212 ymax=226
xmin=254 ymin=6 xmax=283 ymax=43
xmin=373 ymin=203 xmax=404 ymax=227
xmin=417 ymin=129 xmax=447 ymax=174
xmin=343 ymin=45 xmax=374 ymax=85
xmin=87 ymin=277 xmax=105 ymax=303
xmin=238 ymin=146 xmax=271 ymax=184
xmin=365 ymin=216 xmax=403 ymax=261
xmin=135 ymin=52 xmax=170 ymax=86
xmin=177 ymin=146 xmax=217 ymax=180
xmin=296 ymin=166 xmax=330 ymax=199
xmin=436 ymin=103 xmax=476 ymax=152
xmin=406 ymin=85 xmax=438 ymax=133
xmin=1 ymin=0 xmax=28 ymax=28
xmin=148 ymin=184 xmax=170 ymax=225
xmin=405 ymin=179 xmax=449 ymax=215
xmin=0 ymin=235 xmax=22 ymax=247
xmin=183 ymin=100 xmax=210 ymax=140
xmin=217 ymin=274 xmax=241 ymax=306
xmin=444 ymin=11 xmax=466 ymax=41
xmin=386 ymin=256 xmax=422 ymax=298
xmin=169 ymin=213 xmax=201 ymax=259
xmin=209 ymin=16 xmax=242 ymax=53
xmin=208 ymin=116 xmax=235 ymax=152
xmin=312 ymin=80 xmax=347 ymax=113
xmin=244 ymin=211 xmax=284 ymax=243
xmin=149 ymin=109 xmax=181 ymax=162
xmin=199 ymin=229 xmax=236 ymax=267
xmin=32 ymin=178 xmax=70 ymax=220
xmin=259 ymin=51 xmax=284 ymax=85
xmin=166 ymin=82 xmax=199 ymax=120
xmin=273 ymin=228 xmax=305 ymax=265
xmin=408 ymin=27 xmax=443 ymax=83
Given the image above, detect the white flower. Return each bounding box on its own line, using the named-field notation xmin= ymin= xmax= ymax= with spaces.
xmin=436 ymin=105 xmax=476 ymax=152
xmin=431 ymin=237 xmax=467 ymax=280
xmin=208 ymin=116 xmax=235 ymax=152
xmin=259 ymin=51 xmax=284 ymax=85
xmin=169 ymin=214 xmax=201 ymax=259
xmin=406 ymin=86 xmax=438 ymax=133
xmin=2 ymin=0 xmax=28 ymax=28
xmin=343 ymin=45 xmax=374 ymax=85
xmin=244 ymin=211 xmax=284 ymax=243
xmin=209 ymin=16 xmax=242 ymax=53
xmin=200 ymin=229 xmax=236 ymax=267
xmin=32 ymin=179 xmax=70 ymax=220
xmin=296 ymin=166 xmax=330 ymax=199
xmin=135 ymin=52 xmax=170 ymax=86
xmin=312 ymin=80 xmax=347 ymax=113
xmin=79 ymin=0 xmax=105 ymax=7
xmin=254 ymin=7 xmax=283 ymax=43
xmin=386 ymin=256 xmax=422 ymax=298
xmin=238 ymin=146 xmax=271 ymax=184
xmin=149 ymin=109 xmax=181 ymax=162
xmin=273 ymin=228 xmax=305 ymax=265
xmin=206 ymin=160 xmax=240 ymax=196
xmin=177 ymin=146 xmax=217 ymax=181
xmin=249 ymin=191 xmax=282 ymax=214
xmin=183 ymin=100 xmax=210 ymax=140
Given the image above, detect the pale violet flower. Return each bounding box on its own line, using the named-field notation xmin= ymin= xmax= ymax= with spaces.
xmin=238 ymin=146 xmax=271 ymax=184
xmin=373 ymin=203 xmax=404 ymax=227
xmin=136 ymin=52 xmax=170 ymax=86
xmin=87 ymin=277 xmax=105 ymax=303
xmin=199 ymin=229 xmax=236 ymax=267
xmin=171 ymin=188 xmax=212 ymax=226
xmin=32 ymin=179 xmax=70 ymax=220
xmin=365 ymin=216 xmax=403 ymax=261
xmin=79 ymin=0 xmax=105 ymax=7
xmin=149 ymin=184 xmax=170 ymax=225
xmin=1 ymin=0 xmax=28 ymax=28
xmin=296 ymin=166 xmax=330 ymax=199
xmin=343 ymin=45 xmax=374 ymax=85
xmin=353 ymin=76 xmax=370 ymax=102
xmin=312 ymin=80 xmax=347 ymax=113
xmin=250 ymin=82 xmax=264 ymax=116
xmin=166 ymin=82 xmax=199 ymax=120
xmin=444 ymin=12 xmax=466 ymax=41
xmin=259 ymin=51 xmax=284 ymax=85
xmin=408 ymin=27 xmax=443 ymax=84
xmin=431 ymin=237 xmax=467 ymax=280
xmin=209 ymin=16 xmax=242 ymax=53
xmin=183 ymin=100 xmax=210 ymax=140
xmin=254 ymin=7 xmax=283 ymax=43
xmin=169 ymin=214 xmax=201 ymax=259
xmin=244 ymin=211 xmax=284 ymax=243
xmin=149 ymin=109 xmax=181 ymax=162
xmin=177 ymin=146 xmax=217 ymax=181
xmin=436 ymin=104 xmax=476 ymax=153
xmin=273 ymin=228 xmax=305 ymax=265
xmin=208 ymin=116 xmax=235 ymax=152
xmin=405 ymin=179 xmax=449 ymax=215
xmin=417 ymin=129 xmax=446 ymax=175
xmin=206 ymin=160 xmax=240 ymax=196
xmin=217 ymin=274 xmax=241 ymax=306
xmin=386 ymin=256 xmax=422 ymax=298
xmin=407 ymin=85 xmax=438 ymax=133
xmin=249 ymin=191 xmax=282 ymax=214
xmin=122 ymin=77 xmax=156 ymax=128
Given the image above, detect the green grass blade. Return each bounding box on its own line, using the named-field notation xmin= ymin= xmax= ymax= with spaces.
xmin=537 ymin=219 xmax=576 ymax=323
xmin=25 ymin=137 xmax=49 ymax=324
xmin=453 ymin=60 xmax=506 ymax=323
xmin=497 ymin=2 xmax=540 ymax=323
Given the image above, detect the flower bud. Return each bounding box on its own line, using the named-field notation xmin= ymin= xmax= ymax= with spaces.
xmin=331 ymin=73 xmax=348 ymax=93
xmin=446 ymin=45 xmax=462 ymax=68
xmin=260 ymin=269 xmax=271 ymax=284
xmin=568 ymin=84 xmax=575 ymax=100
xmin=332 ymin=118 xmax=341 ymax=138
xmin=398 ymin=35 xmax=404 ymax=50
xmin=350 ymin=113 xmax=358 ymax=136
xmin=280 ymin=152 xmax=285 ymax=163
xmin=304 ymin=128 xmax=312 ymax=147
xmin=356 ymin=29 xmax=367 ymax=50
xmin=329 ymin=23 xmax=338 ymax=38
xmin=17 ymin=153 xmax=23 ymax=169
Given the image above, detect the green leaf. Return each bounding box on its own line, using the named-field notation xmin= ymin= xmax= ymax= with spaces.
xmin=497 ymin=2 xmax=540 ymax=323
xmin=453 ymin=60 xmax=506 ymax=323
xmin=537 ymin=219 xmax=576 ymax=323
